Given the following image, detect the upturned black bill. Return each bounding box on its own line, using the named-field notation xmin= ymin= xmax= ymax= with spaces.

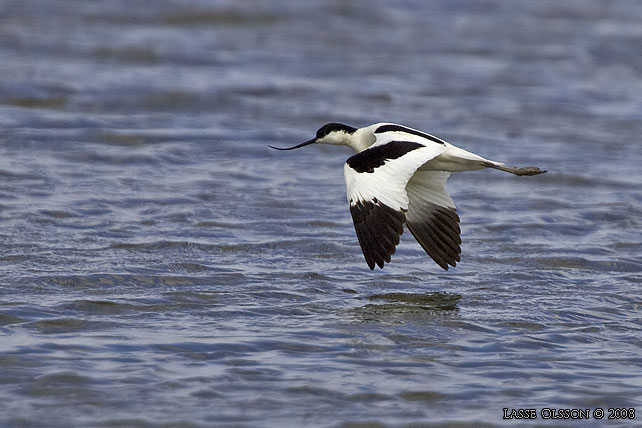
xmin=268 ymin=138 xmax=316 ymax=150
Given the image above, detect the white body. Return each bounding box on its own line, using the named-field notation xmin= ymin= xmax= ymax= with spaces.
xmin=338 ymin=123 xmax=499 ymax=172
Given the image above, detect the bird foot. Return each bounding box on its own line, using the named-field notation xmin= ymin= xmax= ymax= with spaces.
xmin=509 ymin=166 xmax=547 ymax=176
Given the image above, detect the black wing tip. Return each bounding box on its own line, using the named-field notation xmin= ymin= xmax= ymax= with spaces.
xmin=434 ymin=256 xmax=457 ymax=271
xmin=355 ymin=202 xmax=464 ymax=271
xmin=350 ymin=199 xmax=406 ymax=271
xmin=406 ymin=205 xmax=462 ymax=271
xmin=439 ymin=257 xmax=458 ymax=271
xmin=366 ymin=251 xmax=396 ymax=270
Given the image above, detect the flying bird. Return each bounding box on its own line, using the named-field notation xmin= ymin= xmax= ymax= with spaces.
xmin=270 ymin=123 xmax=546 ymax=270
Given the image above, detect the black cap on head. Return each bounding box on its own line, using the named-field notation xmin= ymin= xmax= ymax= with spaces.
xmin=316 ymin=123 xmax=357 ymax=139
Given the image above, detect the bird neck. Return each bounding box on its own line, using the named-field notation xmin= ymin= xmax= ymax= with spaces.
xmin=346 ymin=128 xmax=376 ymax=153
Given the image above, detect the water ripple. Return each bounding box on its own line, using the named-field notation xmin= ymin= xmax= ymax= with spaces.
xmin=2 ymin=0 xmax=642 ymax=427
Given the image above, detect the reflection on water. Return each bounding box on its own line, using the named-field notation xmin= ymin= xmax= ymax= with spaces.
xmin=1 ymin=0 xmax=642 ymax=426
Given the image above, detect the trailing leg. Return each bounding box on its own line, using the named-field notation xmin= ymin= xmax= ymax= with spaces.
xmin=484 ymin=161 xmax=547 ymax=176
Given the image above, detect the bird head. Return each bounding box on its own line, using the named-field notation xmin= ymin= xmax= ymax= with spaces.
xmin=269 ymin=123 xmax=358 ymax=150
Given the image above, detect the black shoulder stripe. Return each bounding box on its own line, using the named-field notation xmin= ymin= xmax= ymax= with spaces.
xmin=374 ymin=124 xmax=446 ymax=145
xmin=346 ymin=141 xmax=423 ymax=173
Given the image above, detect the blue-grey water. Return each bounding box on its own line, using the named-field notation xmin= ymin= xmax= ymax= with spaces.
xmin=1 ymin=1 xmax=642 ymax=427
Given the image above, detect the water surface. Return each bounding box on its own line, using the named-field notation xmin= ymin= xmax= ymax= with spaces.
xmin=1 ymin=1 xmax=642 ymax=427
